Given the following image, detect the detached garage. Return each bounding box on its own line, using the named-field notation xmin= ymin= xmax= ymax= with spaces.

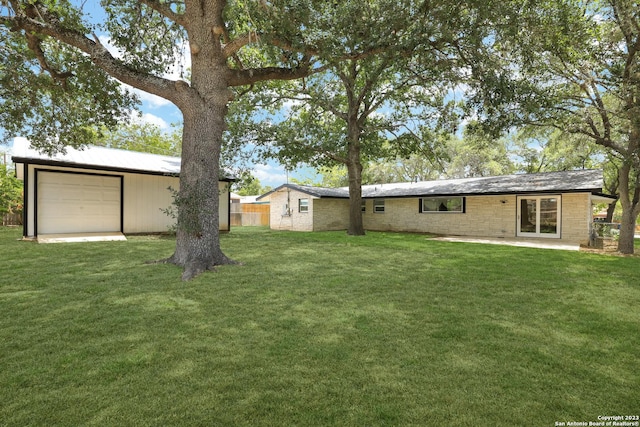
xmin=12 ymin=140 xmax=233 ymax=240
xmin=37 ymin=171 xmax=122 ymax=234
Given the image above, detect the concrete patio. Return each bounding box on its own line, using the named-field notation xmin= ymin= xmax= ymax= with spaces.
xmin=430 ymin=236 xmax=581 ymax=251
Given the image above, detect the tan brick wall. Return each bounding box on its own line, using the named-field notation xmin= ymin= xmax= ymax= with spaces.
xmin=267 ymin=188 xmax=315 ymax=231
xmin=560 ymin=192 xmax=591 ymax=244
xmin=363 ymin=195 xmax=517 ymax=237
xmin=362 ymin=193 xmax=591 ymax=243
xmin=313 ymin=199 xmax=350 ymax=231
xmin=268 ymin=190 xmax=593 ymax=243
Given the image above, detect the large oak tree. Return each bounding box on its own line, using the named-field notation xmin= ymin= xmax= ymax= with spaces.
xmin=0 ymin=0 xmax=347 ymax=279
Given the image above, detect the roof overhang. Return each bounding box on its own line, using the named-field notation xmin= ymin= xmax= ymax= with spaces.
xmin=12 ymin=156 xmax=179 ymax=178
xmin=258 ymin=170 xmax=608 ymax=201
xmin=11 ymin=140 xmax=236 ymax=181
xmin=257 ymin=183 xmax=348 ymax=201
xmin=11 ymin=156 xmax=236 ymax=181
xmin=590 ymin=193 xmax=617 ymax=203
xmin=363 ymin=188 xmax=604 ymax=199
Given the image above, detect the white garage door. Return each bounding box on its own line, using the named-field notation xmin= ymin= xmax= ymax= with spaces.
xmin=37 ymin=171 xmax=121 ymax=234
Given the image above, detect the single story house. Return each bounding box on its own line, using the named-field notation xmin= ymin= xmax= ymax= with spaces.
xmin=11 ymin=140 xmax=233 ymax=240
xmin=257 ymin=169 xmax=616 ymax=245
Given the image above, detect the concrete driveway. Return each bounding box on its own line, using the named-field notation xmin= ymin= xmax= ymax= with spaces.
xmin=37 ymin=232 xmax=127 ymax=243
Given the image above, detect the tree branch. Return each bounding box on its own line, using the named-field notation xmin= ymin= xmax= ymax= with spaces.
xmin=322 ymin=150 xmax=349 ymax=165
xmin=8 ymin=1 xmax=73 ymax=87
xmin=587 ymin=79 xmax=612 ymax=143
xmin=6 ymin=13 xmax=188 ymax=107
xmin=223 ymin=31 xmax=259 ymax=58
xmin=137 ymin=0 xmax=185 ymax=25
xmin=228 ymin=62 xmax=330 ymax=86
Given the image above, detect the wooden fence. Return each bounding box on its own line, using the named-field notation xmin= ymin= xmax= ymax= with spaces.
xmin=230 ymin=204 xmax=270 ymax=227
xmin=2 ymin=211 xmax=22 ymax=226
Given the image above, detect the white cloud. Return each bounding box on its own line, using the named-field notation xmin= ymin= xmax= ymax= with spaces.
xmin=7 ymin=137 xmax=30 ymax=156
xmin=252 ymin=163 xmax=289 ymax=187
xmin=142 ymin=113 xmax=170 ymax=130
xmin=129 ymin=111 xmax=170 ymax=130
xmin=281 ymin=96 xmax=308 ymax=113
xmin=134 ymin=88 xmax=174 ymax=108
xmin=98 ymin=35 xmax=124 ymax=59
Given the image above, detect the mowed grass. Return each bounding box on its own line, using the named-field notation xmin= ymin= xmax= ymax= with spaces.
xmin=0 ymin=226 xmax=638 ymax=426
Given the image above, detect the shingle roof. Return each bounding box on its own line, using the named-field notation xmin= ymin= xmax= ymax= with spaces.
xmin=258 ymin=170 xmax=605 ymax=200
xmin=361 ymin=169 xmax=604 ymax=198
xmin=257 ymin=183 xmax=349 ymax=200
xmin=11 ymin=140 xmax=234 ymax=180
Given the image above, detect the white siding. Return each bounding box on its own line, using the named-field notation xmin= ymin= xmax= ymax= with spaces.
xmin=22 ymin=164 xmax=230 ymax=237
xmin=124 ymin=178 xmax=231 ymax=232
xmin=123 ymin=174 xmax=178 ymax=233
xmin=218 ymin=181 xmax=231 ymax=231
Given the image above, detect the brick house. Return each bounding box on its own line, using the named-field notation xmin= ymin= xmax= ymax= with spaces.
xmin=257 ymin=170 xmax=615 ymax=245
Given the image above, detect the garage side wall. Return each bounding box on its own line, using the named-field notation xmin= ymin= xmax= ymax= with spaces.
xmin=24 ymin=164 xmax=36 ymax=237
xmin=218 ymin=181 xmax=231 ymax=232
xmin=120 ymin=176 xmax=230 ymax=233
xmin=123 ymin=174 xmax=178 ymax=233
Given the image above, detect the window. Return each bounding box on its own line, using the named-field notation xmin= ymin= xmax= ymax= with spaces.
xmin=361 ymin=200 xmax=366 ymax=213
xmin=373 ymin=199 xmax=385 ymax=213
xmin=420 ymin=197 xmax=464 ymax=213
xmin=298 ymin=198 xmax=309 ymax=213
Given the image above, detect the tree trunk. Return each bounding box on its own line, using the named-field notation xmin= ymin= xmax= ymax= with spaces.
xmin=615 ymin=163 xmax=639 ymax=254
xmin=605 ymin=199 xmax=617 ymax=223
xmin=161 ymin=2 xmax=240 ymax=280
xmin=346 ymin=126 xmax=365 ymax=235
xmin=346 ymin=155 xmax=364 ymax=235
xmin=166 ymin=100 xmax=236 ymax=280
xmin=617 ymin=208 xmax=637 ymax=254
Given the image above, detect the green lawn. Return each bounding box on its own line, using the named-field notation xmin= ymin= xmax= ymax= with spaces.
xmin=0 ymin=226 xmax=638 ymax=426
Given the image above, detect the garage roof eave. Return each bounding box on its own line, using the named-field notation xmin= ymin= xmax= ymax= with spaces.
xmin=11 ymin=156 xmax=180 ymax=178
xmin=11 ymin=142 xmax=237 ymax=181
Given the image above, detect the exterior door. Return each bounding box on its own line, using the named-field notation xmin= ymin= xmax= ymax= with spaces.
xmin=37 ymin=171 xmax=122 ymax=234
xmin=517 ymin=195 xmax=561 ymax=238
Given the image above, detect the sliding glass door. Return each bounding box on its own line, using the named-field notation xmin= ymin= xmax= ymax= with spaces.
xmin=517 ymin=195 xmax=561 ymax=238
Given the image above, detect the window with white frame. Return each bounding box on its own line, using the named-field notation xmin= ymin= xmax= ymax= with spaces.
xmin=298 ymin=198 xmax=309 ymax=213
xmin=373 ymin=199 xmax=385 ymax=213
xmin=420 ymin=197 xmax=465 ymax=213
